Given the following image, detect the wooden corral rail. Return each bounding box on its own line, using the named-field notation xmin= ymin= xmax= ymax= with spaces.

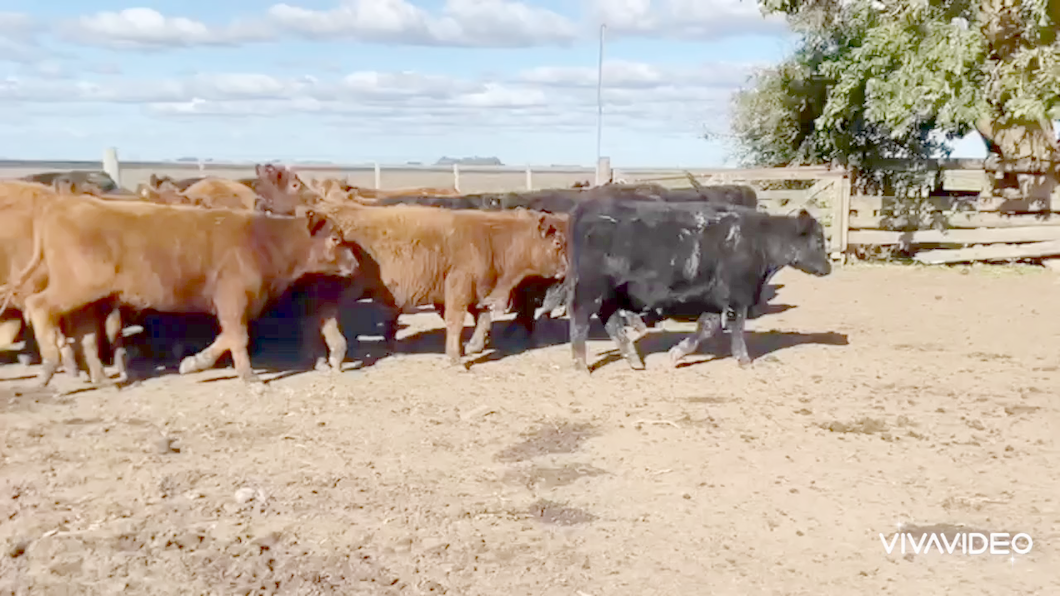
xmin=833 ymin=160 xmax=1060 ymax=264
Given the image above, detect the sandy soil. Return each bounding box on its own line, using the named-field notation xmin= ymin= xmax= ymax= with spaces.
xmin=1 ymin=263 xmax=1058 ymax=595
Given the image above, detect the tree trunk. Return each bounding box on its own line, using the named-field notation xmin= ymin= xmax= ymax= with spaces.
xmin=975 ymin=117 xmax=1059 ymax=207
xmin=977 ymin=0 xmax=1060 ymax=207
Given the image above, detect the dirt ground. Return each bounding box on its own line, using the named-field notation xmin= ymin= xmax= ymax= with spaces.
xmin=1 ymin=263 xmax=1058 ymax=595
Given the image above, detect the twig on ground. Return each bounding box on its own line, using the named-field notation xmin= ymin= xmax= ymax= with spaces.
xmin=633 ymin=419 xmax=680 ymax=428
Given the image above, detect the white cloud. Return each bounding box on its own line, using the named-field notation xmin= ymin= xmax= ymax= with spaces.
xmin=0 ymin=12 xmax=45 ymax=64
xmin=586 ymin=0 xmax=788 ymax=40
xmin=519 ymin=59 xmax=756 ymax=90
xmin=268 ymin=0 xmax=577 ymax=46
xmin=0 ymin=59 xmax=750 ymax=144
xmin=58 ymin=8 xmax=275 ymax=50
xmin=47 ymin=0 xmax=787 ymax=52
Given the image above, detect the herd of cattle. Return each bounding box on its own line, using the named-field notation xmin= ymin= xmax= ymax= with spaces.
xmin=0 ymin=166 xmax=831 ymax=389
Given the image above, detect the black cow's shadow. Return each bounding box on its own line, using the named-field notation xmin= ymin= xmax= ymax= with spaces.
xmin=587 ymin=328 xmax=848 ymax=372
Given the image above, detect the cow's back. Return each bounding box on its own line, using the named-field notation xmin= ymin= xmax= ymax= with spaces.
xmin=182 ymin=178 xmax=258 ymax=210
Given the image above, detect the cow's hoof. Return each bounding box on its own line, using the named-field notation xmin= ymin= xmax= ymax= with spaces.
xmin=17 ymin=354 xmax=33 ymax=366
xmin=667 ymin=346 xmax=686 ymax=367
xmin=465 ymin=340 xmax=486 ymax=355
xmin=313 ymin=357 xmax=330 ymax=372
xmin=89 ymin=374 xmax=116 ymax=388
xmin=328 ymin=357 xmax=345 ymax=372
xmin=736 ymin=358 xmax=753 ymax=368
xmin=626 ymin=359 xmax=646 ymax=371
xmin=178 ymin=356 xmax=199 ymax=375
xmin=240 ymin=372 xmax=264 ymax=384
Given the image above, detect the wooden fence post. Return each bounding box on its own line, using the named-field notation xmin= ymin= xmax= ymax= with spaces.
xmin=840 ymin=174 xmax=851 ymax=263
xmin=829 ymin=174 xmax=852 ymax=263
xmin=103 ymin=147 xmax=121 ymax=187
xmin=525 ymin=165 xmax=533 ymax=190
xmin=595 ymin=156 xmax=611 ymax=186
xmin=374 ymin=162 xmax=381 ymax=189
xmin=453 ymin=163 xmax=461 ymax=192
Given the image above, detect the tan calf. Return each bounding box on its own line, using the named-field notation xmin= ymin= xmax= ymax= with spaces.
xmin=311 ymin=202 xmax=567 ymax=367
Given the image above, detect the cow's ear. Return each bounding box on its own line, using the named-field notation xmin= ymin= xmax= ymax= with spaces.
xmin=306 ymin=210 xmax=329 ymax=235
xmin=796 ymin=209 xmax=815 ymax=234
xmin=536 ymin=213 xmax=553 ymax=237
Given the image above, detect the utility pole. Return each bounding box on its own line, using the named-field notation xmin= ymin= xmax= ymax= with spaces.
xmin=595 ymin=23 xmax=606 ymax=185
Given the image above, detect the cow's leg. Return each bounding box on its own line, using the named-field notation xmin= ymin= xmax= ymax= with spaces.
xmin=179 ymin=320 xmax=259 ymax=383
xmin=317 ymin=308 xmax=347 ymax=372
xmin=180 ymin=292 xmax=260 ymax=382
xmin=104 ymin=308 xmax=128 ymax=383
xmin=465 ymin=305 xmax=491 ymax=355
xmin=537 ymin=279 xmax=568 ymax=318
xmin=57 ymin=331 xmax=79 ymax=380
xmin=67 ymin=304 xmax=117 ymax=387
xmin=619 ymin=310 xmax=648 ymax=336
xmin=601 ymin=302 xmax=644 ymax=370
xmin=505 ymin=284 xmax=538 ymax=343
xmin=569 ymin=290 xmax=598 ymax=373
xmin=443 ymin=275 xmax=473 ymax=366
xmin=78 ymin=328 xmax=113 ymax=387
xmin=728 ymin=305 xmax=752 ymax=366
xmin=668 ymin=312 xmax=723 ymax=366
xmin=381 ymin=310 xmax=400 ymax=355
xmin=23 ymin=294 xmax=64 ymax=388
xmin=480 ymin=273 xmax=526 ymax=314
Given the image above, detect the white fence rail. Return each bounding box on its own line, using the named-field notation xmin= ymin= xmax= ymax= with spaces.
xmin=0 ymin=149 xmax=747 ymax=195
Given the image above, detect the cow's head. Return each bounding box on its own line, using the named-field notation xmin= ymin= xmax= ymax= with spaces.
xmin=255 ymin=163 xmax=317 ymax=215
xmin=787 ymin=209 xmax=831 ymax=276
xmin=149 ymin=174 xmax=179 ymax=191
xmin=303 ymin=210 xmax=358 ymax=279
xmin=527 ymin=211 xmax=569 ymax=280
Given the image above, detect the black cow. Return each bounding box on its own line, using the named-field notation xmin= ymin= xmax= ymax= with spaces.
xmin=21 ymin=170 xmax=121 ymax=194
xmin=567 ymin=201 xmax=831 ymax=372
xmin=375 ymin=183 xmax=759 ymax=215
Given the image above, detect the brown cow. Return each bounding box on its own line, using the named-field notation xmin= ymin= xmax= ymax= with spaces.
xmin=3 ymin=197 xmax=358 ymax=387
xmin=308 ymin=202 xmax=567 ymax=368
xmin=149 ymin=173 xmax=265 ymax=194
xmin=137 ymin=175 xmax=267 ymax=210
xmin=0 ymin=181 xmax=125 ymax=382
xmin=22 ymin=171 xmax=120 ymax=195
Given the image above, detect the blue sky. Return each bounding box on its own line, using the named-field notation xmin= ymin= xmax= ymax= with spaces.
xmin=1 ymin=0 xmax=992 ymax=167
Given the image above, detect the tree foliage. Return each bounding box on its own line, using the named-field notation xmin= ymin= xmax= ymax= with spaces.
xmin=731 ymin=0 xmax=1060 ymax=196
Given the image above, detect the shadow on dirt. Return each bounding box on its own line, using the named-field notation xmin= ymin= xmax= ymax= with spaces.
xmin=496 ymin=421 xmax=598 ymax=463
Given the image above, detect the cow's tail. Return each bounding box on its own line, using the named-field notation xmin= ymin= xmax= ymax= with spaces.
xmin=0 ymin=211 xmax=45 ymax=319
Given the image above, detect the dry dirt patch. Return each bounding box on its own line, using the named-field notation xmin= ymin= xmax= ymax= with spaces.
xmin=2 ymin=263 xmax=1059 ymax=595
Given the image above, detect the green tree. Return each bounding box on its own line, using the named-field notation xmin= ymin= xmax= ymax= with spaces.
xmin=731 ymin=0 xmax=1059 ymax=202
